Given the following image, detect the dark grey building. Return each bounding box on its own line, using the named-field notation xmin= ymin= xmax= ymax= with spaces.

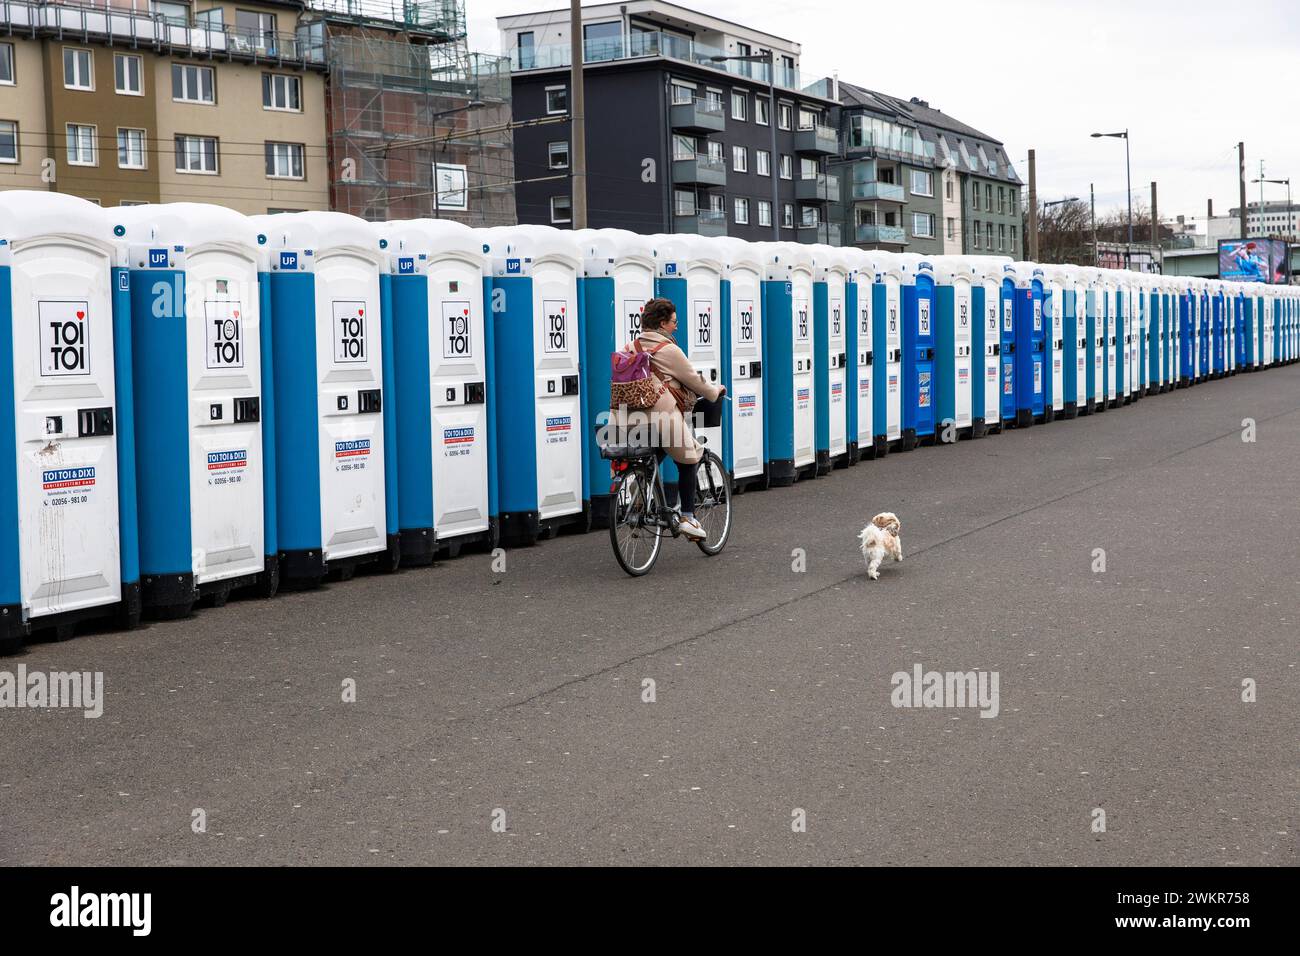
xmin=499 ymin=1 xmax=841 ymax=243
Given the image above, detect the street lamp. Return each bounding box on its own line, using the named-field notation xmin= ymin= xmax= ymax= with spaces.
xmin=710 ymin=51 xmax=780 ymax=240
xmin=1091 ymin=129 xmax=1132 ymax=267
xmin=1251 ymin=175 xmax=1292 ymax=241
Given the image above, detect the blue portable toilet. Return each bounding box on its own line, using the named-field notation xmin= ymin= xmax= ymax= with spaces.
xmin=1263 ymin=287 xmax=1277 ymax=368
xmin=812 ymin=245 xmax=851 ymax=470
xmin=1165 ymin=275 xmax=1181 ymax=388
xmin=867 ymin=251 xmax=905 ymax=455
xmin=1144 ymin=275 xmax=1162 ymax=395
xmin=1107 ymin=269 xmax=1130 ymax=405
xmin=481 ymin=225 xmax=588 ymax=545
xmin=842 ymin=247 xmax=876 ymax=458
xmin=1042 ymin=264 xmax=1065 ymax=419
xmin=1177 ymin=278 xmax=1195 ymax=387
xmin=714 ymin=237 xmax=767 ymax=488
xmin=896 ymin=253 xmax=937 ymax=449
xmin=931 ymin=257 xmax=976 ymax=442
xmin=1121 ymin=271 xmax=1141 ymax=403
xmin=1230 ymin=282 xmax=1245 ymax=374
xmin=1099 ymin=270 xmax=1120 ymax=407
xmin=995 ymin=261 xmax=1019 ymax=425
xmin=964 ymin=257 xmax=1011 ymax=437
xmin=754 ymin=242 xmax=816 ymax=484
xmin=0 ymin=192 xmax=140 ymax=649
xmin=670 ymin=235 xmax=726 ymax=453
xmin=1006 ymin=261 xmax=1046 ymax=427
xmin=253 ymin=212 xmax=396 ymax=585
xmin=572 ymin=227 xmax=654 ymax=527
xmin=1077 ymin=267 xmax=1102 ymax=413
xmin=1196 ymin=278 xmax=1211 ymax=382
xmin=1057 ymin=265 xmax=1087 ymax=417
xmin=117 ymin=203 xmax=275 ymax=617
xmin=1210 ymin=279 xmax=1227 ymax=378
xmin=382 ymin=218 xmax=496 ymax=561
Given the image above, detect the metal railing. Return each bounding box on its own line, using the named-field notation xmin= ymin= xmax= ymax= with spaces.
xmin=857 ymin=223 xmax=907 ymax=244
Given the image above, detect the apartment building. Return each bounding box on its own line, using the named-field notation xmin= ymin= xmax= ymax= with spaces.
xmin=499 ymin=1 xmax=841 ymax=243
xmin=0 ymin=0 xmax=328 ymax=212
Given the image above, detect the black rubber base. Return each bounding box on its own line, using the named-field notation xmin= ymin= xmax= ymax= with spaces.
xmin=499 ymin=509 xmax=541 ymax=547
xmin=900 ymin=427 xmax=917 ymax=452
xmin=400 ymin=527 xmax=437 ymax=567
xmin=768 ymin=458 xmax=797 ymax=488
xmin=815 ymin=449 xmax=831 ymax=476
xmin=872 ymin=435 xmax=889 ymax=458
xmin=846 ymin=440 xmax=860 ymax=465
xmin=281 ymin=547 xmax=327 ymax=583
xmin=1016 ymin=408 xmax=1033 ymax=428
xmin=1044 ymin=407 xmax=1056 ymax=424
xmin=435 ymin=521 xmax=499 ymax=560
xmin=732 ymin=466 xmax=770 ymax=493
xmin=1063 ymin=402 xmax=1078 ymax=420
xmin=972 ymin=417 xmax=988 ymax=439
xmin=143 ymin=570 xmax=198 ymax=619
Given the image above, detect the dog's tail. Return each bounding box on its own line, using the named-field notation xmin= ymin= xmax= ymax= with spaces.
xmin=857 ymin=526 xmax=871 ymax=544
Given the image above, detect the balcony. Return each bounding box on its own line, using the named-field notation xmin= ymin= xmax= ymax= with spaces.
xmin=796 ymin=222 xmax=842 ymax=246
xmin=675 ymin=209 xmax=727 ymax=237
xmin=795 ymin=174 xmax=840 ymax=203
xmin=794 ymin=124 xmax=839 ymax=156
xmin=670 ymin=100 xmax=726 ymax=134
xmin=851 ymin=181 xmax=906 ymax=203
xmin=856 ymin=224 xmax=907 ymax=245
xmin=672 ymin=154 xmax=726 ymax=187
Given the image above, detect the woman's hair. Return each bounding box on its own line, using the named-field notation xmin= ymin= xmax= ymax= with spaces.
xmin=641 ymin=297 xmax=677 ymax=331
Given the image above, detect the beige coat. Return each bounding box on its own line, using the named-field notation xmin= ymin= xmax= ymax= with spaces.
xmin=618 ymin=329 xmax=724 ymax=465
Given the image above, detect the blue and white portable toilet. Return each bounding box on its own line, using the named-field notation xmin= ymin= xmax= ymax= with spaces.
xmin=963 ymin=256 xmax=1011 ymax=436
xmin=867 ymin=250 xmax=905 ymax=454
xmin=1262 ymin=286 xmax=1276 ymax=369
xmin=574 ymin=227 xmax=654 ymax=525
xmin=1210 ymin=279 xmax=1227 ymax=378
xmin=1230 ymin=281 xmax=1245 ymax=374
xmin=812 ymin=245 xmax=851 ymax=470
xmin=1099 ymin=269 xmax=1119 ymax=406
xmin=1057 ymin=264 xmax=1087 ymax=417
xmin=481 ymin=225 xmax=587 ymax=545
xmin=669 ymin=235 xmax=725 ymax=453
xmin=1177 ymin=277 xmax=1195 ymax=387
xmin=1006 ymin=261 xmax=1046 ymax=427
xmin=1077 ymin=267 xmax=1104 ymax=413
xmin=755 ymin=242 xmax=816 ymax=484
xmin=995 ymin=259 xmax=1018 ymax=426
xmin=1118 ymin=270 xmax=1139 ymax=403
xmin=840 ymin=247 xmax=875 ymax=458
xmin=931 ymin=257 xmax=976 ymax=442
xmin=119 ymin=203 xmax=274 ymax=615
xmin=1042 ymin=264 xmax=1066 ymax=419
xmin=896 ymin=253 xmax=937 ymax=448
xmin=1144 ymin=275 xmax=1162 ymax=394
xmin=1165 ymin=275 xmax=1181 ymax=388
xmin=1197 ymin=277 xmax=1212 ymax=381
xmin=253 ymin=212 xmax=395 ymax=585
xmin=0 ymin=192 xmax=140 ymax=648
xmin=383 ymin=218 xmax=495 ymax=560
xmin=714 ymin=237 xmax=767 ymax=488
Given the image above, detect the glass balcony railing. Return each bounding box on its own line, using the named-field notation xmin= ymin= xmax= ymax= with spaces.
xmin=675 ymin=208 xmax=727 ymax=237
xmin=795 ymin=174 xmax=840 ymax=203
xmin=511 ymin=30 xmax=832 ymax=97
xmin=796 ymin=222 xmax=841 ymax=246
xmin=856 ymin=224 xmax=907 ymax=244
xmin=672 ymin=153 xmax=726 ymax=186
xmin=852 ymin=181 xmax=906 ymax=203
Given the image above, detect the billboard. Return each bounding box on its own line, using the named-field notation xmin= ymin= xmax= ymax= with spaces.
xmin=1218 ymin=239 xmax=1289 ymax=283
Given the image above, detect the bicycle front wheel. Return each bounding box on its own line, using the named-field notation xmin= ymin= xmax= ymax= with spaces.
xmin=693 ymin=450 xmax=732 ymax=556
xmin=609 ymin=467 xmax=664 ymax=576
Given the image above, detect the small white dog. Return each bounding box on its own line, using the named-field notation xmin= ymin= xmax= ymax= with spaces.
xmin=858 ymin=512 xmax=903 ymax=580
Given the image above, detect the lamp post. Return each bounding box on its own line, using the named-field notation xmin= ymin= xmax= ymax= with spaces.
xmin=1091 ymin=129 xmax=1131 ymax=267
xmin=711 ymin=50 xmax=780 ymax=240
xmin=1252 ymin=175 xmax=1292 ymax=241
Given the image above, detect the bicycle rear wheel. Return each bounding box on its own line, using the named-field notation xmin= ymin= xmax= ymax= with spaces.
xmin=609 ymin=466 xmax=664 ymax=576
xmin=693 ymin=450 xmax=732 ymax=556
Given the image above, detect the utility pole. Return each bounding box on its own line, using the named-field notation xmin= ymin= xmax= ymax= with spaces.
xmin=569 ymin=0 xmax=588 ymax=229
xmin=1259 ymin=159 xmax=1266 ymax=232
xmin=1150 ymin=181 xmax=1158 ymax=272
xmin=1027 ymin=149 xmax=1038 ymax=260
xmin=1238 ymin=142 xmax=1247 ymax=239
xmin=1090 ymin=183 xmax=1097 ymax=266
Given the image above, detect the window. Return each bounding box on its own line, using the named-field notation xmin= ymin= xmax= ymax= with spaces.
xmin=173 ymin=64 xmax=215 ymax=103
xmin=265 ymin=141 xmax=304 ymax=179
xmin=707 ymin=193 xmax=724 ymax=216
xmin=516 ymin=31 xmax=535 ymax=70
xmin=734 ymin=197 xmax=750 ymax=225
xmin=236 ymin=10 xmax=278 ymax=50
xmin=799 ymin=156 xmax=818 ymax=180
xmin=704 ymin=88 xmax=724 ymax=113
xmin=671 ymin=81 xmax=694 ymax=105
xmin=0 ymin=120 xmax=17 ymax=163
xmin=548 ymin=140 xmax=569 ymax=169
xmin=119 ymin=201 xmax=148 ymax=207
xmin=731 ymin=91 xmax=747 ymax=121
xmin=985 ymin=222 xmax=993 ymax=247
xmin=782 ymin=202 xmax=794 ymax=228
xmin=114 ymin=54 xmax=143 ymax=95
xmin=175 ymin=134 xmax=219 ymax=173
xmin=946 ymin=217 xmax=955 ymax=240
xmin=674 ymin=189 xmax=696 ymax=217
xmin=997 ymin=186 xmax=1006 ymax=214
xmin=755 ymin=95 xmax=770 ymax=126
xmin=998 ymin=223 xmax=1006 ymax=251
xmin=154 ymin=1 xmax=189 ymax=24
xmin=706 ymin=139 xmax=723 ymax=164
xmin=797 ymin=108 xmax=818 ymax=130
xmin=66 ymin=124 xmax=97 ymax=165
xmin=800 ymin=206 xmax=819 ymax=227
xmin=756 ymin=149 xmax=771 ymax=177
xmin=912 ymin=212 xmax=935 ymax=238
xmin=117 ymin=128 xmax=146 ymax=169
xmin=970 ymin=184 xmax=978 ymax=211
xmin=672 ymin=133 xmax=696 ymax=161
xmin=779 ymin=154 xmax=793 ymax=180
xmin=972 ymin=219 xmax=980 ymax=249
xmin=945 ymin=176 xmax=953 ymax=201
xmin=1010 ymin=191 xmax=1018 ymax=215
xmin=545 ymin=85 xmax=567 ymax=114
xmin=732 ymin=145 xmax=747 ymax=173
xmin=910 ymin=169 xmax=933 ymax=197
xmin=63 ymin=48 xmax=93 ymax=91
xmin=758 ymin=199 xmax=772 ymax=227
xmin=1011 ymin=225 xmax=1018 ymax=251
xmin=985 ymin=183 xmax=992 ymax=211
xmin=550 ymin=195 xmax=572 ymax=224
xmin=778 ymin=102 xmax=793 ymax=130
xmin=0 ymin=42 xmax=13 ymax=85
xmin=262 ymin=73 xmax=301 ymax=111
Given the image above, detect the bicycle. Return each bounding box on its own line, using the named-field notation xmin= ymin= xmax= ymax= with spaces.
xmin=601 ymin=401 xmax=732 ymax=577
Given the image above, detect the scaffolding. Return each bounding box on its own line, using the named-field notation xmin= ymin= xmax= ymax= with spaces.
xmin=309 ymin=0 xmax=517 ymax=226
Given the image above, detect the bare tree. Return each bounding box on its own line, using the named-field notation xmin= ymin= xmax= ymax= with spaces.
xmin=1022 ymin=199 xmax=1174 ymax=264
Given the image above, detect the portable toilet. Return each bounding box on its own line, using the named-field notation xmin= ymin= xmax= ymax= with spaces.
xmin=1099 ymin=268 xmax=1119 ymax=406
xmin=995 ymin=260 xmax=1019 ymax=426
xmin=812 ymin=244 xmax=851 ymax=469
xmin=1042 ymin=263 xmax=1066 ymax=419
xmin=1229 ymin=282 xmax=1244 ymax=374
xmin=755 ymin=242 xmax=816 ymax=484
xmin=931 ymin=257 xmax=976 ymax=441
xmin=1057 ymin=264 xmax=1087 ymax=417
xmin=715 ymin=237 xmax=767 ymax=489
xmin=967 ymin=256 xmax=1009 ymax=437
xmin=253 ymin=212 xmax=395 ymax=585
xmin=867 ymin=250 xmax=905 ymax=455
xmin=1129 ymin=271 xmax=1145 ymax=402
xmin=118 ymin=203 xmax=274 ymax=616
xmin=1121 ymin=270 xmax=1139 ymax=403
xmin=1210 ymin=279 xmax=1227 ymax=378
xmin=660 ymin=235 xmax=724 ymax=453
xmin=572 ymin=227 xmax=654 ymax=527
xmin=1198 ymin=277 xmax=1212 ymax=382
xmin=1177 ymin=278 xmax=1195 ymax=386
xmin=383 ymin=218 xmax=495 ymax=561
xmin=1077 ymin=267 xmax=1103 ymax=413
xmin=1006 ymin=261 xmax=1046 ymax=427
xmin=842 ymin=246 xmax=876 ymax=457
xmin=1165 ymin=275 xmax=1181 ymax=388
xmin=1263 ymin=286 xmax=1276 ymax=368
xmin=482 ymin=225 xmax=587 ymax=545
xmin=896 ymin=253 xmax=937 ymax=448
xmin=0 ymin=192 xmax=140 ymax=648
xmin=1144 ymin=275 xmax=1162 ymax=394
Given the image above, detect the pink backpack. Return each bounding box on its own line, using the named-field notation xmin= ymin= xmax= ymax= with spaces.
xmin=610 ymin=339 xmax=667 ymax=410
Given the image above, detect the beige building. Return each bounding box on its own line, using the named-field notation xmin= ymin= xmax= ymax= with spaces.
xmin=0 ymin=0 xmax=328 ymax=213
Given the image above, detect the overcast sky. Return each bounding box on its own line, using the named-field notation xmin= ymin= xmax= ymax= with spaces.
xmin=467 ymin=0 xmax=1300 ymax=223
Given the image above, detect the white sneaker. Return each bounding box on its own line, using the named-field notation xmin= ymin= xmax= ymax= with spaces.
xmin=677 ymin=515 xmax=706 ymax=540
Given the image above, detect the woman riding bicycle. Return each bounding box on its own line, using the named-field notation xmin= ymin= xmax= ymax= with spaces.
xmin=624 ymin=298 xmax=725 ymax=541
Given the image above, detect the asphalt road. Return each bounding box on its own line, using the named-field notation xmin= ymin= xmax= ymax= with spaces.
xmin=3 ymin=367 xmax=1298 ymax=866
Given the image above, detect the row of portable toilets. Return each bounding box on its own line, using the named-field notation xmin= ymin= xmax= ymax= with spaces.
xmin=2 ymin=190 xmax=1298 ymax=649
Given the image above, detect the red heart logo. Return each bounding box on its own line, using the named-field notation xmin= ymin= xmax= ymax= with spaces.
xmin=76 ymin=311 xmax=85 ymax=320
xmin=561 ymin=307 xmax=566 ymax=314
xmin=463 ymin=309 xmax=469 ymax=316
xmin=358 ymin=309 xmax=364 ymax=316
xmin=233 ymin=310 xmax=240 ymax=318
